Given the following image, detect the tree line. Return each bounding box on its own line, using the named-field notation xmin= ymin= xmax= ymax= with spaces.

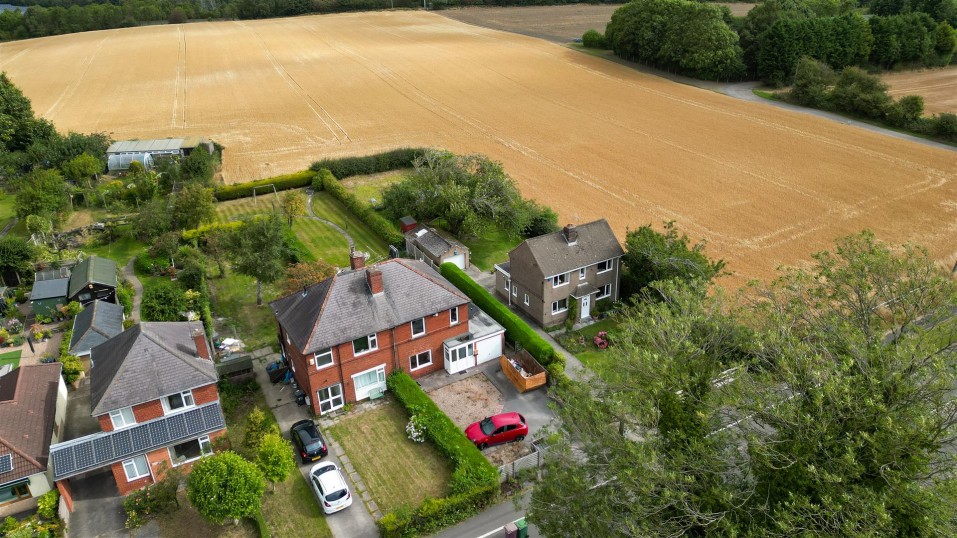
xmin=591 ymin=0 xmax=957 ymax=84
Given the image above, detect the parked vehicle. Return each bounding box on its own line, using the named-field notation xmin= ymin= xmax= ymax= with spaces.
xmin=291 ymin=419 xmax=328 ymax=463
xmin=309 ymin=462 xmax=353 ymax=514
xmin=465 ymin=412 xmax=528 ymax=450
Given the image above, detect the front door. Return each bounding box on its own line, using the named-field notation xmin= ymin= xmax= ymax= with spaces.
xmin=444 ymin=343 xmax=475 ymax=374
xmin=580 ymin=295 xmax=591 ymax=320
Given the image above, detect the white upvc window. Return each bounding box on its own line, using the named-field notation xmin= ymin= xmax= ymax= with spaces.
xmin=168 ymin=435 xmax=213 ymax=466
xmin=411 ymin=318 xmax=426 ymax=338
xmin=450 ymin=307 xmax=459 ymax=325
xmin=597 ymin=284 xmax=611 ymax=299
xmin=524 ymin=294 xmax=529 ymax=306
xmin=504 ymin=280 xmax=510 ymax=292
xmin=162 ymin=390 xmax=195 ymax=414
xmin=410 ymin=350 xmax=432 ymax=371
xmin=512 ymin=285 xmax=517 ymax=297
xmin=596 ymin=259 xmax=612 ymax=273
xmin=353 ymin=333 xmax=378 ymax=356
xmin=552 ymin=298 xmax=568 ymax=314
xmin=109 ymin=407 xmax=135 ymax=430
xmin=318 ymin=384 xmax=344 ymax=415
xmin=315 ymin=348 xmax=333 ymax=370
xmin=579 ymin=267 xmax=586 ymax=279
xmin=551 ymin=273 xmax=568 ymax=287
xmin=122 ymin=455 xmax=149 ymax=482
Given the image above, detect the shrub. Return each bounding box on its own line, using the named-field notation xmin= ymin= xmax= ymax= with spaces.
xmin=36 ymin=489 xmax=58 ymax=520
xmin=789 ymin=57 xmax=836 ymax=108
xmin=582 ymin=29 xmax=607 ymax=49
xmin=213 ymin=170 xmax=316 ymax=201
xmin=887 ymin=95 xmax=925 ymax=129
xmin=58 ymin=329 xmax=72 ymax=357
xmin=828 ymin=67 xmax=893 ymax=120
xmin=317 ymin=169 xmax=404 ymax=246
xmin=187 ymin=451 xmax=265 ymax=525
xmin=60 ymin=354 xmax=83 ymax=384
xmin=116 ymin=281 xmax=134 ymax=315
xmin=141 ymin=281 xmax=187 ymax=321
xmin=123 ymin=465 xmax=182 ymax=529
xmin=439 ymin=263 xmax=559 ymax=368
xmin=242 ymin=407 xmax=279 ymax=457
xmin=930 ymin=112 xmax=957 ymax=141
xmin=309 ymin=148 xmax=425 ymax=179
xmin=380 ymin=372 xmax=499 ymax=537
xmin=181 ymin=221 xmax=243 ymax=242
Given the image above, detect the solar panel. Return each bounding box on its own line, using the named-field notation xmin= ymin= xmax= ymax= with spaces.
xmin=113 ymin=429 xmax=133 ymax=458
xmin=149 ymin=420 xmax=170 ymax=445
xmin=201 ymin=403 xmax=225 ymax=429
xmin=93 ymin=436 xmax=115 ymax=465
xmin=51 ymin=449 xmax=75 ymax=478
xmin=0 ymin=454 xmax=12 ymax=474
xmin=185 ymin=408 xmax=204 ymax=433
xmin=168 ymin=414 xmax=188 ymax=440
xmin=131 ymin=425 xmax=152 ymax=452
xmin=74 ymin=442 xmax=95 ymax=472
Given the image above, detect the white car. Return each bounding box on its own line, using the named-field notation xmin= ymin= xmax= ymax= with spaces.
xmin=309 ymin=462 xmax=353 ymax=514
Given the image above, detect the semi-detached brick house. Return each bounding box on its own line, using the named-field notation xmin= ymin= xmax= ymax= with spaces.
xmin=271 ymin=254 xmax=485 ymax=416
xmin=49 ymin=322 xmax=226 ymax=502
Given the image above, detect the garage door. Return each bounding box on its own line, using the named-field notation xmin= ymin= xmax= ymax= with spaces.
xmin=445 ymin=254 xmax=466 ymax=269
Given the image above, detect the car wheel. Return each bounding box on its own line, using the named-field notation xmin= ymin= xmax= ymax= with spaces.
xmin=515 ymin=435 xmax=525 ymax=442
xmin=478 ymin=443 xmax=488 ymax=450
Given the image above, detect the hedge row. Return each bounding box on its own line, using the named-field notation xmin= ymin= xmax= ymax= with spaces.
xmin=315 ymin=169 xmax=405 ymax=247
xmin=213 ymin=170 xmax=316 ymax=201
xmin=309 ymin=148 xmax=426 ymax=179
xmin=439 ymin=262 xmax=564 ymax=372
xmin=181 ymin=221 xmax=244 ymax=242
xmin=380 ymin=372 xmax=499 ymax=537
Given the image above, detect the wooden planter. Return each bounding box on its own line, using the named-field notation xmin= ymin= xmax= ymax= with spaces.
xmin=500 ymin=349 xmax=547 ymax=393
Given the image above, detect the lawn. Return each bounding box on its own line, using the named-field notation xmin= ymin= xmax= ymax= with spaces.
xmin=462 ymin=228 xmax=520 ymax=271
xmin=0 ymin=193 xmax=16 ymax=232
xmin=81 ymin=228 xmax=147 ymax=266
xmin=156 ymin=501 xmax=258 ymax=538
xmin=328 ymin=400 xmax=451 ymax=514
xmin=341 ymin=170 xmax=408 ymax=207
xmin=207 ymin=273 xmax=282 ymax=353
xmin=0 ymin=349 xmax=22 ymax=371
xmin=557 ymin=317 xmax=620 ymax=373
xmin=310 ymin=192 xmax=389 ymax=262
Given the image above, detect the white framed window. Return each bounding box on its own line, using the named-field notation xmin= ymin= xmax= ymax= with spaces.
xmin=163 ymin=390 xmax=195 ymax=414
xmin=353 ymin=333 xmax=378 ymax=355
xmin=410 ymin=350 xmax=432 ymax=371
xmin=597 ymin=284 xmax=611 ymax=299
xmin=504 ymin=280 xmax=510 ymax=292
xmin=450 ymin=307 xmax=459 ymax=325
xmin=524 ymin=294 xmax=529 ymax=306
xmin=596 ymin=260 xmax=612 ymax=273
xmin=411 ymin=318 xmax=426 ymax=338
xmin=552 ymin=298 xmax=568 ymax=314
xmin=168 ymin=435 xmax=213 ymax=466
xmin=315 ymin=348 xmax=333 ymax=370
xmin=122 ymin=455 xmax=149 ymax=482
xmin=109 ymin=407 xmax=135 ymax=430
xmin=352 ymin=365 xmax=386 ymax=400
xmin=551 ymin=273 xmax=568 ymax=287
xmin=579 ymin=267 xmax=586 ymax=279
xmin=318 ymin=384 xmax=344 ymax=414
xmin=447 ymin=343 xmax=473 ymax=364
xmin=512 ymin=285 xmax=517 ymax=297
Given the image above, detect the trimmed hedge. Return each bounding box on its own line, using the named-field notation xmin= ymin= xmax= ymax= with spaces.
xmin=380 ymin=372 xmax=499 ymax=537
xmin=309 ymin=148 xmax=425 ymax=179
xmin=316 ymin=169 xmax=404 ymax=247
xmin=439 ymin=262 xmax=563 ymax=371
xmin=213 ymin=170 xmax=316 ymax=202
xmin=181 ymin=221 xmax=244 ymax=242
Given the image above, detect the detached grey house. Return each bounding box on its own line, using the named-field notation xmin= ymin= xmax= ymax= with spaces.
xmin=495 ymin=220 xmax=624 ymax=328
xmin=405 ymin=225 xmax=470 ymax=270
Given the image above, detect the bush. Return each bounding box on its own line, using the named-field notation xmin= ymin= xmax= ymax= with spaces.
xmin=380 ymin=372 xmax=498 ymax=537
xmin=123 ymin=466 xmax=181 ymax=529
xmin=582 ymin=29 xmax=607 ymax=49
xmin=789 ymin=57 xmax=836 ymax=108
xmin=828 ymin=67 xmax=893 ymax=120
xmin=887 ymin=94 xmax=926 ymax=129
xmin=117 ymin=281 xmax=134 ymax=316
xmin=309 ymin=148 xmax=425 ymax=179
xmin=134 ymin=253 xmax=169 ymax=276
xmin=213 ymin=170 xmax=316 ymax=201
xmin=60 ymin=354 xmax=83 ymax=384
xmin=930 ymin=112 xmax=957 ymax=141
xmin=439 ymin=263 xmax=560 ymax=369
xmin=317 ymin=169 xmax=404 ymax=246
xmin=141 ymin=280 xmax=187 ymax=321
xmin=36 ymin=489 xmax=58 ymax=520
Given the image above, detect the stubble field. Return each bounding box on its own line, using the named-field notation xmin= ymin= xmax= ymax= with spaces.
xmin=884 ymin=66 xmax=957 ymax=115
xmin=1 ymin=11 xmax=955 ymax=284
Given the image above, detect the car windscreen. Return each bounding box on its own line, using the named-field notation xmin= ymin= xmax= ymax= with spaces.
xmin=305 ymin=440 xmax=324 ymax=453
xmin=480 ymin=418 xmax=495 ymax=436
xmin=325 ymin=489 xmax=348 ymax=502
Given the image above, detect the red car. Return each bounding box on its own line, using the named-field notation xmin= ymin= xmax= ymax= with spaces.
xmin=465 ymin=412 xmax=528 ymax=450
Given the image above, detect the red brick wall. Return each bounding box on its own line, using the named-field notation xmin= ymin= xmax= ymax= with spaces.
xmin=192 ymin=383 xmax=219 ymax=406
xmin=111 ymin=461 xmax=154 ymax=496
xmin=132 ymin=400 xmax=164 ymax=423
xmin=111 ymin=429 xmax=227 ymax=496
xmin=56 ymin=480 xmax=74 ymax=513
xmin=97 ymin=414 xmax=113 ymax=432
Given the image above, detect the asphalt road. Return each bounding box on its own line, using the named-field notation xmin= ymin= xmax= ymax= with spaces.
xmin=431 ymin=493 xmax=540 ymax=538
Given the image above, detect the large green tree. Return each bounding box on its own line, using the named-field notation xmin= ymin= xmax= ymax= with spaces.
xmin=230 ymin=213 xmax=293 ymax=305
xmin=187 ymin=451 xmax=264 ymax=525
xmin=620 ymin=221 xmax=725 ymax=299
xmin=256 ymin=432 xmax=296 ymax=492
xmin=0 ymin=236 xmax=34 ymax=284
xmin=0 ymin=72 xmax=55 ymax=154
xmin=172 ymin=183 xmax=216 ymax=231
xmin=14 ymin=168 xmax=70 ymax=225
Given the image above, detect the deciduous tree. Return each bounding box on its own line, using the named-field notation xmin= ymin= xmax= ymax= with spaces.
xmin=230 ymin=213 xmax=292 ymax=305
xmin=172 ymin=183 xmax=216 ymax=231
xmin=281 ymin=260 xmax=336 ymax=294
xmin=621 ymin=221 xmax=725 ymax=299
xmin=280 ymin=189 xmax=306 ymax=227
xmin=256 ymin=432 xmax=296 ymax=492
xmin=187 ymin=451 xmax=264 ymax=525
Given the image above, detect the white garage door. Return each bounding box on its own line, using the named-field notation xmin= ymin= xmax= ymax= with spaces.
xmin=475 ymin=334 xmax=503 ymax=364
xmin=445 ymin=254 xmax=466 ymax=269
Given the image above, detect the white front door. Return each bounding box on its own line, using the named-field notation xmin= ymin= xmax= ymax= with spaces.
xmin=580 ymin=295 xmax=591 ymax=320
xmin=444 ymin=343 xmax=475 ymax=374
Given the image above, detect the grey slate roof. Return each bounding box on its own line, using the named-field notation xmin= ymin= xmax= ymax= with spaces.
xmin=517 ymin=219 xmax=624 ymax=278
xmin=271 ymin=259 xmax=469 ymax=355
xmin=90 ymin=322 xmax=217 ymax=416
xmin=49 ymin=401 xmax=225 ymax=481
xmin=31 ymin=278 xmax=69 ymax=301
xmin=68 ymin=256 xmax=117 ymax=299
xmin=407 ymin=226 xmax=466 ymax=259
xmin=70 ymin=300 xmax=125 ymax=356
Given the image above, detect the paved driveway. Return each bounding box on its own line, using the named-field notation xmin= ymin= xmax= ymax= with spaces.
xmin=253 ymin=357 xmax=379 ymax=538
xmin=67 ymin=470 xmax=161 ymax=538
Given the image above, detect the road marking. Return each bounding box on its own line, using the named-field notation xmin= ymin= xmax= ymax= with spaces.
xmin=474 ymin=517 xmax=525 ymax=538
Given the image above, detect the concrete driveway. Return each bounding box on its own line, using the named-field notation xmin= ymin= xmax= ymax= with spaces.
xmin=253 ymin=357 xmax=379 ymax=538
xmin=67 ymin=470 xmax=158 ymax=538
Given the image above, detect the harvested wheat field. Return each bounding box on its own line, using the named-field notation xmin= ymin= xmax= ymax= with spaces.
xmin=1 ymin=11 xmax=955 ymax=283
xmin=884 ymin=66 xmax=957 ymax=115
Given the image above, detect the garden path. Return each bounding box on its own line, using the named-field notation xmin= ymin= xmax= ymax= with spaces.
xmin=122 ymin=257 xmax=142 ymax=322
xmin=305 ymin=191 xmax=355 ymax=249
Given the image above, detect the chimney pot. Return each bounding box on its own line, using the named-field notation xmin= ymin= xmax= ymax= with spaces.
xmin=366 ymin=268 xmax=384 ymax=295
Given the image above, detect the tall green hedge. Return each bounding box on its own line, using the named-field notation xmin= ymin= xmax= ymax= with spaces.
xmin=309 ymin=148 xmax=425 ymax=179
xmin=213 ymin=170 xmax=316 ymax=201
xmin=316 ymin=169 xmax=404 ymax=247
xmin=379 ymin=372 xmax=499 ymax=537
xmin=439 ymin=263 xmax=564 ymax=374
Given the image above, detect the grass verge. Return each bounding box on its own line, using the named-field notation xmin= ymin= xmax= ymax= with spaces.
xmin=329 ymin=399 xmax=452 ymax=514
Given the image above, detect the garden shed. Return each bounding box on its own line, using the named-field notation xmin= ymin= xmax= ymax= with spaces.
xmin=30 ymin=278 xmax=68 ymax=319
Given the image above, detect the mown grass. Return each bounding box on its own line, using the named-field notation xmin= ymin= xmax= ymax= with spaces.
xmin=207 ymin=272 xmax=281 ymax=352
xmin=0 ymin=194 xmax=17 ymax=232
xmin=0 ymin=349 xmax=22 ymax=371
xmin=341 ymin=170 xmax=409 ymax=207
xmin=557 ymin=317 xmax=620 ymax=374
xmin=81 ymin=228 xmax=146 ymax=266
xmin=462 ymin=228 xmax=520 ymax=271
xmin=310 ymin=192 xmax=389 ymax=262
xmin=328 ymin=400 xmax=451 ymax=514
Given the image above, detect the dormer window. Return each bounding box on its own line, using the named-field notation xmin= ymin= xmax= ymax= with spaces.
xmin=163 ymin=390 xmax=195 ymax=414
xmin=551 ymin=273 xmax=568 ymax=287
xmin=109 ymin=407 xmax=135 ymax=429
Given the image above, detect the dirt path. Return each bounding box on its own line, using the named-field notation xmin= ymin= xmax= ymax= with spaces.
xmin=122 ymin=257 xmax=142 ymax=322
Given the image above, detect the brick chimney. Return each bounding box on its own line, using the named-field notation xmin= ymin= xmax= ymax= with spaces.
xmin=563 ymin=224 xmax=578 ymax=245
xmin=350 ymin=247 xmax=366 ymax=270
xmin=193 ymin=329 xmax=212 ymax=361
xmin=366 ymin=268 xmax=384 ymax=295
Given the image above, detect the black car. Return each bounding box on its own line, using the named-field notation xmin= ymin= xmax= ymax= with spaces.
xmin=291 ymin=419 xmax=328 ymax=463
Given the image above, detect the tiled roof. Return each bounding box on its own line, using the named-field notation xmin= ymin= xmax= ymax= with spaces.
xmin=68 ymin=256 xmax=117 ymax=299
xmin=70 ymin=300 xmax=125 ymax=356
xmin=0 ymin=363 xmax=62 ymax=486
xmin=90 ymin=322 xmax=217 ymax=416
xmin=272 ymin=259 xmax=469 ymax=354
xmin=31 ymin=278 xmax=69 ymax=301
xmin=517 ymin=219 xmax=624 ymax=277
